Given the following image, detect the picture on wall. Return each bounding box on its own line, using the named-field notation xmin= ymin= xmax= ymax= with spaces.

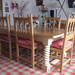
xmin=36 ymin=0 xmax=43 ymax=6
xmin=5 ymin=7 xmax=9 ymax=12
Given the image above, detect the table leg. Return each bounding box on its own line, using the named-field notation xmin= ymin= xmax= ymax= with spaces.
xmin=64 ymin=52 xmax=67 ymax=57
xmin=35 ymin=37 xmax=53 ymax=72
xmin=42 ymin=39 xmax=53 ymax=72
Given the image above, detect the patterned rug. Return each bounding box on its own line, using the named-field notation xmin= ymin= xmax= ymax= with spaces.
xmin=0 ymin=50 xmax=75 ymax=75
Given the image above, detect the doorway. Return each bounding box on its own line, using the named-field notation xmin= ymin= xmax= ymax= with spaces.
xmin=0 ymin=0 xmax=3 ymax=16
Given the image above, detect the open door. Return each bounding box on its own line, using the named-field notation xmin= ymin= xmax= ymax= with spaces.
xmin=0 ymin=0 xmax=3 ymax=16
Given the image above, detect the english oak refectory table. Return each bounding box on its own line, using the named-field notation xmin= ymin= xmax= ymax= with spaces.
xmin=0 ymin=26 xmax=64 ymax=72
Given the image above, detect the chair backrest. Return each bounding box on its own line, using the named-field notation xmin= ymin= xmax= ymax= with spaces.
xmin=13 ymin=14 xmax=34 ymax=47
xmin=0 ymin=14 xmax=11 ymax=39
xmin=63 ymin=14 xmax=75 ymax=50
xmin=33 ymin=15 xmax=40 ymax=28
xmin=44 ymin=16 xmax=61 ymax=30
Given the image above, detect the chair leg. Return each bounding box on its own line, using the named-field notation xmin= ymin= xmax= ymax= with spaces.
xmin=69 ymin=48 xmax=73 ymax=64
xmin=16 ymin=44 xmax=19 ymax=62
xmin=0 ymin=41 xmax=1 ymax=55
xmin=60 ymin=53 xmax=64 ymax=73
xmin=60 ymin=63 xmax=63 ymax=73
xmin=9 ymin=42 xmax=12 ymax=59
xmin=32 ymin=49 xmax=34 ymax=68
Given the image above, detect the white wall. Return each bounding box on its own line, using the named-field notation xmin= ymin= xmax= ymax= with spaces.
xmin=2 ymin=0 xmax=75 ymax=25
xmin=2 ymin=0 xmax=32 ymax=25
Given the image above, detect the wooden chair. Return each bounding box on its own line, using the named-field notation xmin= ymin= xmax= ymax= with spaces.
xmin=33 ymin=15 xmax=40 ymax=28
xmin=44 ymin=16 xmax=61 ymax=30
xmin=13 ymin=14 xmax=43 ymax=68
xmin=27 ymin=15 xmax=40 ymax=30
xmin=50 ymin=14 xmax=75 ymax=73
xmin=44 ymin=16 xmax=61 ymax=56
xmin=0 ymin=14 xmax=15 ymax=59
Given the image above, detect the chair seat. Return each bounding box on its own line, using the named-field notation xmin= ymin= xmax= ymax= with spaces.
xmin=17 ymin=40 xmax=42 ymax=47
xmin=0 ymin=35 xmax=15 ymax=40
xmin=51 ymin=39 xmax=73 ymax=49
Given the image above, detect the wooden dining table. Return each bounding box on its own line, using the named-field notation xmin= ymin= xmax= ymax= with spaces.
xmin=34 ymin=27 xmax=64 ymax=72
xmin=0 ymin=26 xmax=64 ymax=72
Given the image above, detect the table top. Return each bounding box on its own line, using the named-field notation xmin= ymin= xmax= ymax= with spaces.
xmin=34 ymin=27 xmax=64 ymax=38
xmin=0 ymin=26 xmax=64 ymax=38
